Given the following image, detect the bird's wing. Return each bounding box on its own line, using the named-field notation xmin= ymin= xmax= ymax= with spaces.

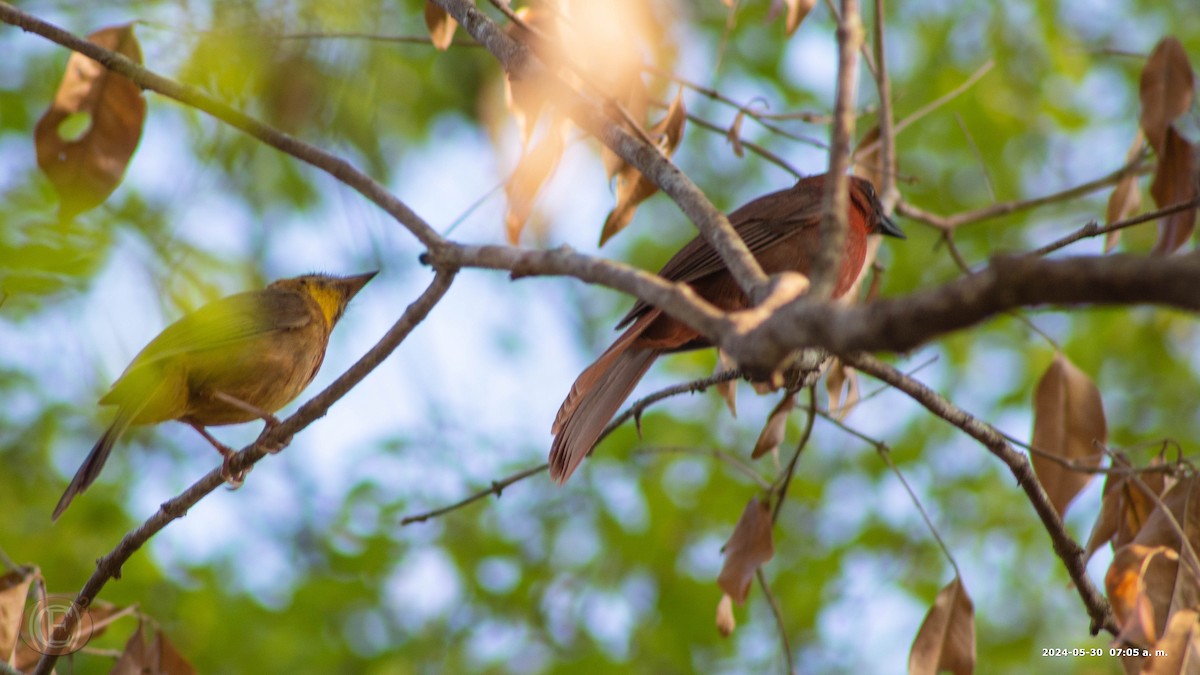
xmin=616 ymin=187 xmax=821 ymax=328
xmin=114 ymin=290 xmax=316 ymax=374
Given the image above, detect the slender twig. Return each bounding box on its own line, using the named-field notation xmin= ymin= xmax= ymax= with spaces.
xmin=0 ymin=545 xmax=18 ymax=572
xmin=845 ymin=354 xmax=1117 ymax=636
xmin=274 ymin=31 xmax=483 ymax=46
xmin=1032 ymin=195 xmax=1200 ymax=257
xmin=876 ymin=445 xmax=960 ymax=575
xmin=871 ymin=0 xmax=898 ymax=207
xmin=897 ymin=158 xmax=1151 ymax=232
xmin=400 ymin=463 xmax=550 ymax=525
xmin=33 ymin=272 xmax=456 ymax=675
xmin=683 ymin=112 xmax=804 ymax=177
xmin=757 ymin=568 xmax=796 ymax=675
xmin=771 ymin=387 xmax=818 ymax=522
xmin=635 ymin=446 xmax=771 ymax=489
xmin=954 ymin=112 xmax=995 ymax=203
xmin=400 ymin=368 xmax=751 ymax=524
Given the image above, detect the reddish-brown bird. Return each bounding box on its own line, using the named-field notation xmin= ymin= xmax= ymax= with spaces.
xmin=550 ymin=174 xmax=904 ymax=483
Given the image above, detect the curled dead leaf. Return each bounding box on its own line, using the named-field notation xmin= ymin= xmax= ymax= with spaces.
xmin=1149 ymin=126 xmax=1198 ymax=255
xmin=717 ymin=497 xmax=775 ymax=604
xmin=424 ymin=1 xmax=458 ymax=51
xmin=599 ymin=88 xmax=687 ymax=246
xmin=752 ymin=390 xmax=796 ymax=460
xmin=34 ymin=23 xmax=147 ymax=219
xmin=1083 ymin=454 xmax=1166 ymax=563
xmin=1106 ymin=544 xmax=1178 ymax=647
xmin=111 ymin=621 xmax=196 ymax=675
xmin=908 ymin=576 xmax=976 ymax=675
xmin=1029 ymin=353 xmax=1108 ymax=518
xmin=1139 ymin=37 xmax=1195 ymax=156
xmin=727 ymin=108 xmax=747 ymax=158
xmin=716 ymin=593 xmax=736 ymax=637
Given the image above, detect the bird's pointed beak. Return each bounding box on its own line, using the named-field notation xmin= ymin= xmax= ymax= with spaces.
xmin=340 ymin=270 xmax=378 ymax=299
xmin=879 ymin=214 xmax=906 ymax=239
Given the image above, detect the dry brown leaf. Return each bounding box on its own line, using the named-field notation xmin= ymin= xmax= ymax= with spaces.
xmin=599 ymin=88 xmax=687 ymax=246
xmin=1084 ymin=455 xmax=1167 ymax=563
xmin=726 ymin=108 xmax=747 ymax=158
xmin=1104 ymin=132 xmax=1146 ymax=253
xmin=1142 ymin=608 xmax=1200 ymax=674
xmin=715 ymin=350 xmax=738 ymax=418
xmin=504 ymin=122 xmax=566 ymax=243
xmin=752 ymin=390 xmax=796 ymax=460
xmin=825 ymin=358 xmax=859 ymax=421
xmin=784 ymin=0 xmax=818 ymax=36
xmin=1149 ymin=126 xmax=1198 ymax=255
xmin=34 ymin=23 xmax=147 ymax=219
xmin=1030 ymin=353 xmax=1108 ymax=518
xmin=1139 ymin=37 xmax=1195 ymax=156
xmin=717 ymin=497 xmax=775 ymax=603
xmin=1107 ymin=477 xmax=1200 ymax=648
xmin=0 ymin=569 xmax=34 ymax=665
xmin=908 ymin=576 xmax=976 ymax=675
xmin=112 ymin=621 xmax=197 ymax=675
xmin=1107 ymin=544 xmax=1179 ymax=647
xmin=503 ymin=7 xmax=561 ymax=145
xmin=424 ymin=1 xmax=458 ymax=51
xmin=715 ymin=593 xmax=736 ymax=637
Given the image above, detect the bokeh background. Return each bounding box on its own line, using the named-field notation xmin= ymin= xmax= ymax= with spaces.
xmin=2 ymin=0 xmax=1199 ymax=672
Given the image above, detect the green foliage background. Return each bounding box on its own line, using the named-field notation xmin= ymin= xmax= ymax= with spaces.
xmin=2 ymin=0 xmax=1199 ymax=673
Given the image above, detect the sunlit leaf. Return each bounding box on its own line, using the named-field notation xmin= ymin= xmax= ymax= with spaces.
xmin=599 ymin=88 xmax=687 ymax=246
xmin=825 ymin=358 xmax=859 ymax=421
xmin=33 ymin=23 xmax=147 ymax=219
xmin=504 ymin=122 xmax=566 ymax=243
xmin=908 ymin=576 xmax=976 ymax=675
xmin=715 ymin=350 xmax=738 ymax=418
xmin=784 ymin=0 xmax=818 ymax=36
xmin=717 ymin=496 xmax=774 ymax=603
xmin=1106 ymin=543 xmax=1178 ymax=647
xmin=0 ymin=569 xmax=34 ymax=665
xmin=726 ymin=108 xmax=747 ymax=158
xmin=424 ymin=1 xmax=458 ymax=51
xmin=1030 ymin=353 xmax=1107 ymax=518
xmin=715 ymin=593 xmax=736 ymax=637
xmin=1139 ymin=37 xmax=1195 ymax=155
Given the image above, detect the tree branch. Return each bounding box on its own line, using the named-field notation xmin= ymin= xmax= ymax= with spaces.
xmin=729 ymin=251 xmax=1200 ymax=371
xmin=845 ymin=354 xmax=1118 ymax=636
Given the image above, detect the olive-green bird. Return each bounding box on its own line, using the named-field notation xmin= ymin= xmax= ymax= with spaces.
xmin=53 ymin=271 xmax=376 ymax=520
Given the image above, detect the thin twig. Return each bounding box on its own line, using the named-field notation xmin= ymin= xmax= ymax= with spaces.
xmin=1031 ymin=195 xmax=1200 ymax=257
xmin=876 ymin=445 xmax=960 ymax=575
xmin=683 ymin=112 xmax=804 ymax=177
xmin=635 ymin=446 xmax=771 ymax=490
xmin=756 ymin=568 xmax=796 ymax=675
xmin=400 ymin=369 xmax=751 ymax=524
xmin=954 ymin=112 xmax=995 ymax=203
xmin=897 ymin=158 xmax=1151 ymax=232
xmin=771 ymin=387 xmax=818 ymax=522
xmin=871 ymin=0 xmax=898 ymax=207
xmin=846 ymin=354 xmax=1117 ymax=636
xmin=400 ymin=463 xmax=550 ymax=525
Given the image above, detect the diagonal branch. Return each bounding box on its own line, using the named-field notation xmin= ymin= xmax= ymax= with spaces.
xmin=845 ymin=354 xmax=1118 ymax=636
